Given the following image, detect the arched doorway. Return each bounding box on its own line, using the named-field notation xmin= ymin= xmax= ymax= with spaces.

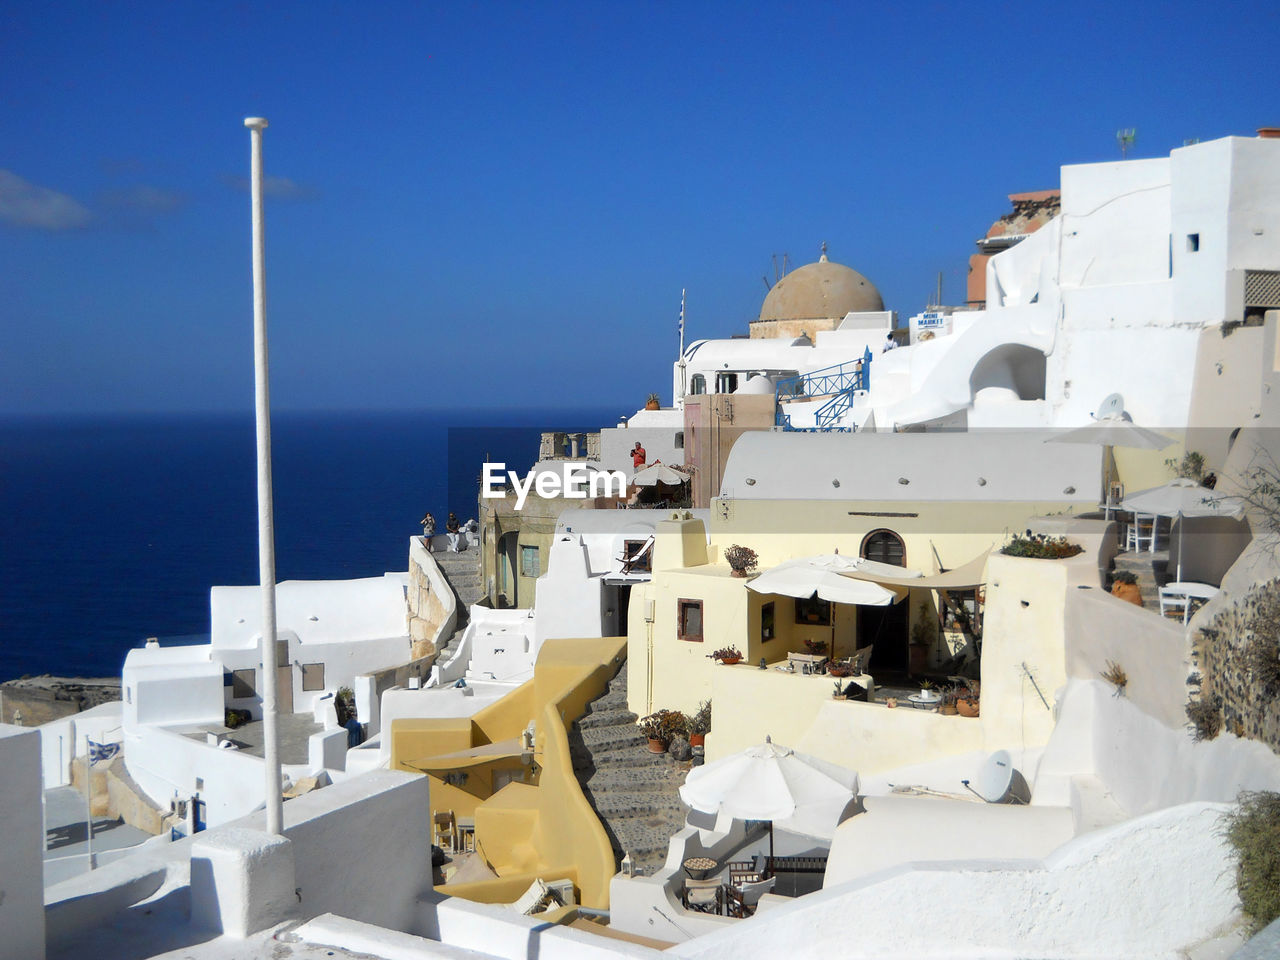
xmin=858 ymin=529 xmax=909 ymax=672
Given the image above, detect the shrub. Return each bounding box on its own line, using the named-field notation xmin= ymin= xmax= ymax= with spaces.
xmin=1101 ymin=660 xmax=1128 ymax=694
xmin=686 ymin=700 xmax=712 ymax=735
xmin=1187 ymin=696 xmax=1222 ymax=741
xmin=1222 ymin=791 xmax=1280 ymax=933
xmin=1112 ymin=570 xmax=1137 ymax=585
xmin=639 ymin=709 xmax=686 ymax=741
xmin=1165 ymin=450 xmax=1206 ymax=484
xmin=723 ymin=544 xmax=759 ymax=573
xmin=1000 ymin=532 xmax=1084 ymax=559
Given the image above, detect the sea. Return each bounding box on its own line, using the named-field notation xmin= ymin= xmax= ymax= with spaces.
xmin=0 ymin=407 xmax=614 ymax=682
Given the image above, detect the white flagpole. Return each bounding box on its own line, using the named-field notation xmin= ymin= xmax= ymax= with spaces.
xmin=677 ymin=288 xmax=687 ymax=403
xmin=245 ymin=116 xmax=284 ymax=837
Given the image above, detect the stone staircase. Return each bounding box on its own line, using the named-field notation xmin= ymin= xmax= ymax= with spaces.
xmin=430 ymin=544 xmax=485 ymax=660
xmin=1110 ymin=547 xmax=1169 ymax=609
xmin=567 ymin=666 xmax=690 ymax=876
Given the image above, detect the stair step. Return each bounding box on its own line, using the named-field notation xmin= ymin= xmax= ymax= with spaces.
xmin=576 ymin=707 xmax=639 ymax=729
xmin=575 ymin=724 xmax=646 ymax=750
xmin=589 ymin=793 xmax=688 ymax=818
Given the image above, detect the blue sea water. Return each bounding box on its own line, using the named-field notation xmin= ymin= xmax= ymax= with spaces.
xmin=0 ymin=408 xmax=613 ymax=681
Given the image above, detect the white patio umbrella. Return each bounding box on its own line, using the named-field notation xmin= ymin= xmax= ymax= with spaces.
xmin=747 ymin=555 xmax=906 ymax=660
xmin=1050 ymin=417 xmax=1177 ymax=451
xmin=679 ymin=737 xmax=859 ymax=852
xmin=1122 ymin=478 xmax=1243 ymax=579
xmin=746 ymin=555 xmax=907 ymax=606
xmin=631 ymin=461 xmax=689 ymax=487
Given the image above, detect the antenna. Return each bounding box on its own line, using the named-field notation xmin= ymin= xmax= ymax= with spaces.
xmin=772 ymin=254 xmax=779 ymax=282
xmin=936 ymin=271 xmax=943 ymax=308
xmin=1116 ymin=128 xmax=1136 ymax=159
xmin=782 ymin=253 xmax=790 ymax=277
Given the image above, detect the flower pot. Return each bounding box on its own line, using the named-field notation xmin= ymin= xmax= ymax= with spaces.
xmin=689 ymin=733 xmax=705 ymax=747
xmin=717 ymin=657 xmax=742 ymax=666
xmin=648 ymin=737 xmax=669 ymax=753
xmin=645 ymin=400 xmax=660 ymax=411
xmin=1111 ymin=581 xmax=1143 ymax=607
xmin=939 ymin=703 xmax=958 ymax=716
xmin=730 ymin=568 xmax=748 ymax=578
xmin=957 ymin=699 xmax=979 ymax=718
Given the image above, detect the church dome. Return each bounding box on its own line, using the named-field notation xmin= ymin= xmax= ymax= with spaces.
xmin=758 ymin=253 xmax=884 ymax=322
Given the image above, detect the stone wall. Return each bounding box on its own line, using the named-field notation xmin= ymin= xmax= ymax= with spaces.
xmin=0 ymin=675 xmax=120 ymax=726
xmin=1195 ymin=578 xmax=1280 ymax=748
xmin=406 ymin=537 xmax=457 ymax=659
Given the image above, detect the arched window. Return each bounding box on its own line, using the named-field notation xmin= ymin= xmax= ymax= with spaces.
xmin=860 ymin=529 xmax=905 ymax=567
xmin=689 ymin=374 xmax=706 ymax=395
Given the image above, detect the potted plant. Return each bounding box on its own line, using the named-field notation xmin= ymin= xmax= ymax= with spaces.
xmin=724 ymin=544 xmax=759 ymax=578
xmin=939 ymin=687 xmax=959 ymax=716
xmin=956 ymin=681 xmax=980 ymax=718
xmin=1111 ymin=570 xmax=1142 ymax=607
xmin=645 ymin=393 xmax=661 ymax=411
xmin=686 ymin=700 xmax=711 ymax=747
xmin=708 ymin=645 xmax=743 ymax=665
xmin=832 ymin=680 xmax=847 ymax=700
xmin=827 ymin=659 xmax=851 ymax=678
xmin=640 ymin=709 xmax=684 ymax=753
xmin=919 ymin=678 xmax=937 ymax=700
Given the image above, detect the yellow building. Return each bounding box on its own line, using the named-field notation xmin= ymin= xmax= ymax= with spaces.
xmin=626 ymin=430 xmax=1103 ymax=724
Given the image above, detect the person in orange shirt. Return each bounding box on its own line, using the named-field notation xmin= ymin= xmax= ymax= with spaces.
xmin=632 ymin=442 xmax=647 ymax=468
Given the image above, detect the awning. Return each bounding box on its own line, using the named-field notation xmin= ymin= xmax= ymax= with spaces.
xmin=403 ymin=737 xmax=525 ymax=772
xmin=840 ymin=549 xmax=990 ymax=591
xmin=748 ymin=555 xmax=907 ymax=605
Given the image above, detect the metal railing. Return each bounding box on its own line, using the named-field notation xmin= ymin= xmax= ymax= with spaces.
xmin=775 ymin=348 xmax=872 ymax=431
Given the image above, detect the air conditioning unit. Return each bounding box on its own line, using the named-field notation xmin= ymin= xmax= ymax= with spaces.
xmin=545 ymin=878 xmax=577 ymax=906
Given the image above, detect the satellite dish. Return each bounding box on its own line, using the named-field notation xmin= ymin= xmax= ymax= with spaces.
xmin=1095 ymin=393 xmax=1127 ymax=422
xmin=973 ymin=750 xmax=1015 ymax=803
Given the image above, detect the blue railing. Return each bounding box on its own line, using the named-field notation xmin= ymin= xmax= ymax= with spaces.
xmin=775 ymin=348 xmax=872 ymax=431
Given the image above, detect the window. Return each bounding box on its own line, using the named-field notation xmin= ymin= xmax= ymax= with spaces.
xmin=715 ymin=371 xmax=739 ymax=394
xmin=520 ymin=545 xmax=540 ymax=578
xmin=301 ymin=662 xmax=326 ymax=691
xmin=861 ymin=528 xmax=906 ymax=567
xmin=276 ymin=639 xmax=289 ymax=668
xmin=231 ymin=669 xmax=256 ymax=699
xmin=678 ymin=599 xmax=704 ymax=641
xmin=675 ymin=430 xmax=684 ymax=450
xmin=761 ymin=601 xmax=776 ymax=641
xmin=622 ymin=539 xmax=652 ymax=573
xmin=794 ymin=596 xmax=831 ymax=625
xmin=1187 ymin=233 xmax=1200 ymax=252
xmin=689 ymin=374 xmax=706 ymax=395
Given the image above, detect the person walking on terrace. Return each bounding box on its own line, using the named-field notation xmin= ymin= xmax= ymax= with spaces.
xmin=446 ymin=512 xmax=461 ymax=552
xmin=420 ymin=511 xmax=435 ymax=552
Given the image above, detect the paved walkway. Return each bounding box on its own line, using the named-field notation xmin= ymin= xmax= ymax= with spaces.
xmin=43 ymin=785 xmax=151 ymax=887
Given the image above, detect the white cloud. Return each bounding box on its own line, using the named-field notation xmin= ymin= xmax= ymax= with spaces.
xmin=100 ymin=184 xmax=185 ymax=214
xmin=221 ymin=173 xmax=318 ymax=200
xmin=0 ymin=169 xmax=93 ymax=230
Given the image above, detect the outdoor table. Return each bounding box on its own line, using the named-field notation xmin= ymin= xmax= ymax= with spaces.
xmin=905 ymin=692 xmax=941 ymax=710
xmin=683 ymin=856 xmax=718 ymax=880
xmin=1159 ymin=582 xmax=1220 ymax=625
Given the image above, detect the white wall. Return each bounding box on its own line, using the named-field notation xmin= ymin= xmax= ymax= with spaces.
xmin=123 ymin=723 xmax=267 ymax=827
xmin=0 ymin=725 xmax=45 ymax=960
xmin=38 ymin=701 xmax=123 ymax=788
xmin=668 ymin=802 xmax=1241 ymax=960
xmin=600 ymin=409 xmax=686 ymax=478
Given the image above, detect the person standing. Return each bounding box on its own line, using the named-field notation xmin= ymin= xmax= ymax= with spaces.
xmin=632 ymin=442 xmax=647 ymax=469
xmin=446 ymin=512 xmax=461 ymax=553
xmin=882 ymin=332 xmax=897 ymax=352
xmin=420 ymin=512 xmax=435 ymax=551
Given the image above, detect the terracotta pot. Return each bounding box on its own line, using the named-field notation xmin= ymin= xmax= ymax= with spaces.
xmin=957 ymin=699 xmax=980 ymax=718
xmin=647 ymin=738 xmax=669 ymax=754
xmin=718 ymin=656 xmax=742 ymax=666
xmin=1111 ymin=581 xmax=1143 ymax=607
xmin=645 ymin=399 xmax=660 ymax=410
xmin=939 ymin=703 xmax=958 ymax=716
xmin=689 ymin=733 xmax=705 ymax=747
xmin=730 ymin=568 xmax=749 ymax=578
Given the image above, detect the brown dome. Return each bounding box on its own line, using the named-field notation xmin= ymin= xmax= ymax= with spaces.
xmin=758 ymin=255 xmax=884 ymax=321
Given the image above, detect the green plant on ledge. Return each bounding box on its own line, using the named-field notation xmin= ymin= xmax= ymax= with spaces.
xmin=686 ymin=700 xmax=712 ymax=735
xmin=1001 ymin=531 xmax=1084 ymax=559
xmin=1223 ymin=790 xmax=1280 ymax=933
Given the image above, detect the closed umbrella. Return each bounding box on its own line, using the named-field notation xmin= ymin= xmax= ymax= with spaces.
xmin=679 ymin=737 xmax=859 ymax=854
xmin=1046 ymin=406 xmax=1177 ymax=513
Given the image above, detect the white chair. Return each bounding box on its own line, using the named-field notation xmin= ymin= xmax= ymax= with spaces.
xmin=1126 ymin=513 xmax=1156 ymax=553
xmin=729 ymin=876 xmax=777 ymax=917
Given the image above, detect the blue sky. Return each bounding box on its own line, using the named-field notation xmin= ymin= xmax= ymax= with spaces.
xmin=2 ymin=1 xmax=1276 ymax=415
